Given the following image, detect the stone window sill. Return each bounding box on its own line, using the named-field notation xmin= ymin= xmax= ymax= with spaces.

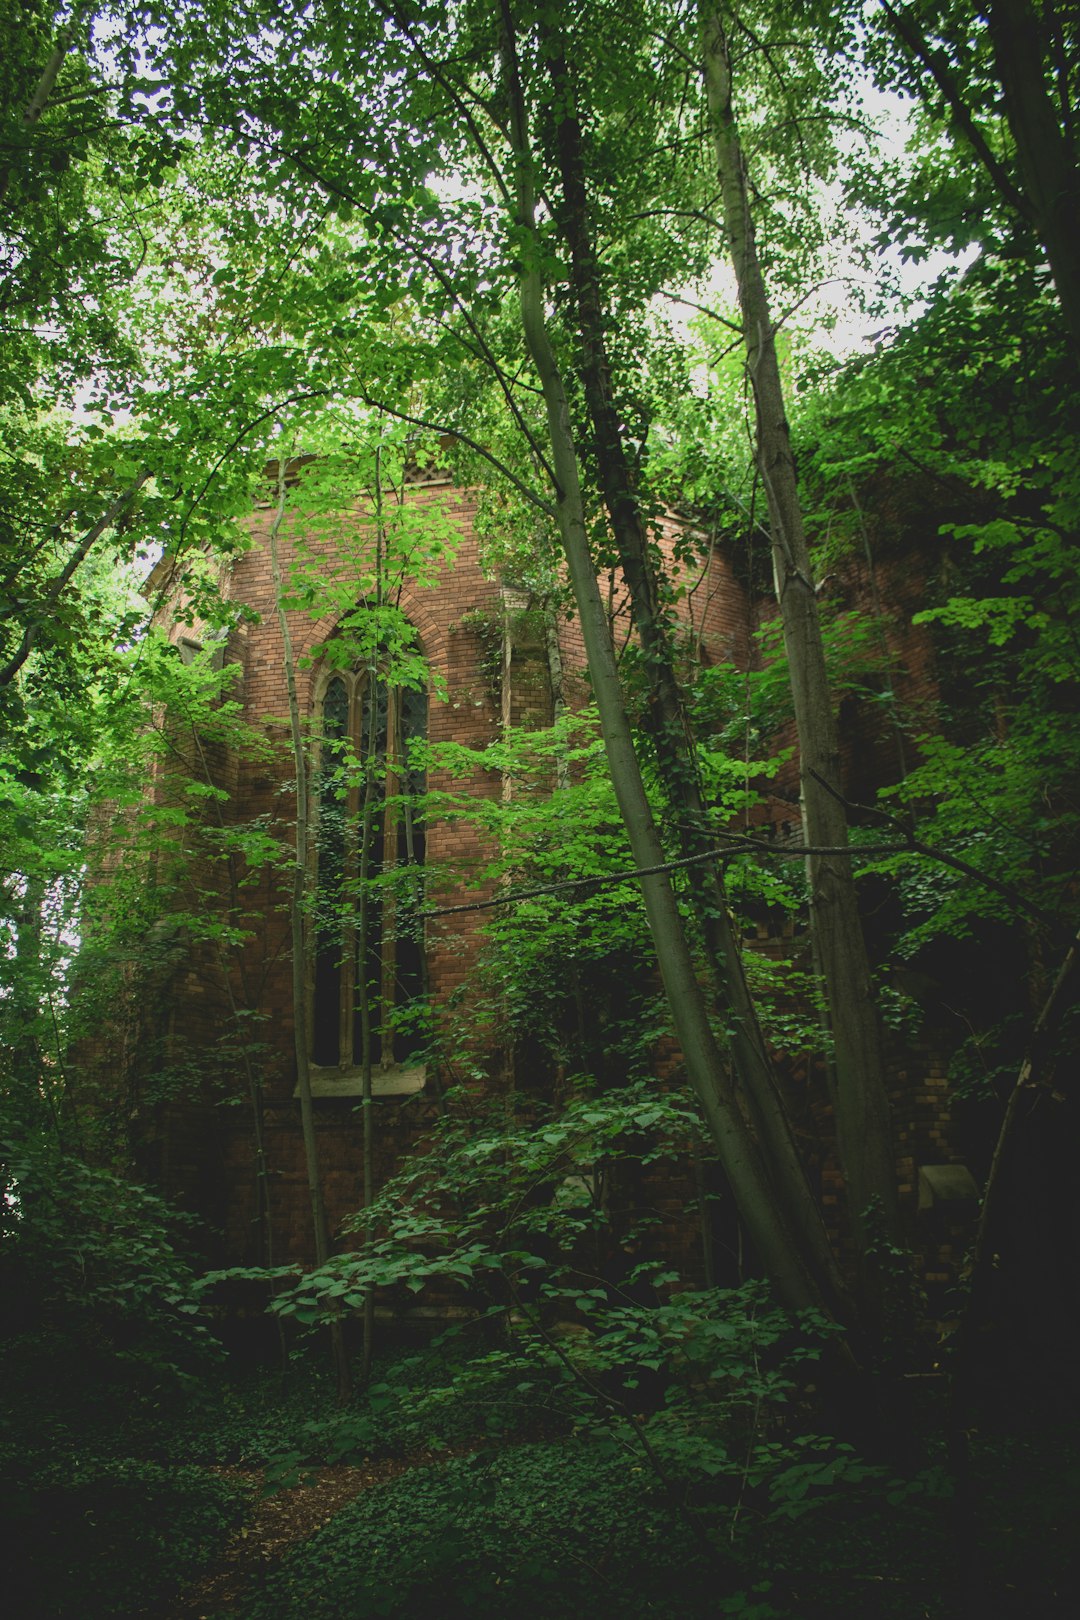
xmin=296 ymin=1063 xmax=426 ymax=1099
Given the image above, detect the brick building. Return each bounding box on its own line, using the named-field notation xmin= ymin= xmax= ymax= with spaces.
xmin=91 ymin=461 xmax=970 ymax=1297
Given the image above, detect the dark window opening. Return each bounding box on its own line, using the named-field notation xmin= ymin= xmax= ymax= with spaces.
xmin=311 ymin=662 xmax=428 ymax=1071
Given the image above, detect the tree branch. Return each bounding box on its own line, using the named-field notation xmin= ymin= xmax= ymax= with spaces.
xmin=807 ymin=768 xmax=1059 ymax=927
xmin=335 ymin=381 xmax=557 ymax=519
xmin=0 ymin=472 xmax=150 ymax=689
xmin=0 ymin=23 xmax=73 ymax=204
xmin=424 ymin=832 xmax=916 ymax=919
xmin=877 ymin=0 xmax=1034 ymax=223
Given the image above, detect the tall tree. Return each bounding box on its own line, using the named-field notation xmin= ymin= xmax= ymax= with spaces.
xmin=496 ymin=0 xmax=837 ymax=1317
xmin=535 ymin=17 xmax=847 ymax=1311
xmin=698 ymin=5 xmax=901 ymax=1292
xmin=267 ymin=455 xmax=351 ymax=1400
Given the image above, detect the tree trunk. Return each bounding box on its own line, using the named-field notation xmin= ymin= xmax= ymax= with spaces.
xmin=356 ymin=705 xmax=378 ymax=1386
xmin=268 ymin=465 xmax=351 ymax=1400
xmin=9 ymin=871 xmax=49 ymax=1135
xmin=498 ymin=0 xmax=837 ymax=1321
xmin=543 ymin=34 xmax=848 ymax=1315
xmin=0 ymin=23 xmax=73 ymax=205
xmin=354 ymin=483 xmax=389 ymax=1386
xmin=699 ymin=5 xmax=900 ymax=1292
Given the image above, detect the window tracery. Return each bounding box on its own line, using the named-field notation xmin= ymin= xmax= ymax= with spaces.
xmin=310 ymin=658 xmax=428 ymax=1077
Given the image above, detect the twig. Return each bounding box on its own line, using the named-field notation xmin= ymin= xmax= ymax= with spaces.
xmin=422 ymin=833 xmax=916 ymax=918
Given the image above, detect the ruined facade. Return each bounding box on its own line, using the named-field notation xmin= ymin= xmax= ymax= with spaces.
xmin=86 ymin=465 xmax=972 ymax=1297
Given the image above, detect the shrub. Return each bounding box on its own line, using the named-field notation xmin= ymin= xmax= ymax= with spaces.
xmin=233 ymin=1441 xmax=719 ymax=1620
xmin=4 ymin=1459 xmax=247 ymax=1619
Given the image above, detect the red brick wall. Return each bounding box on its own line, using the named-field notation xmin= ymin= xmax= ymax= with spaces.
xmin=99 ymin=483 xmax=961 ymax=1292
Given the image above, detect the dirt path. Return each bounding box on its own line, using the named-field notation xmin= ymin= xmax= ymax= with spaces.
xmin=162 ymin=1451 xmax=443 ymax=1618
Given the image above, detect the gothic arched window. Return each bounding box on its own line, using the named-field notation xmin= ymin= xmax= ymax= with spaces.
xmin=311 ymin=661 xmax=428 ymax=1077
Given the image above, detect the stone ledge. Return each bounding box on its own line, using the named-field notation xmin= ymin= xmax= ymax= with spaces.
xmin=296 ymin=1063 xmax=426 ymax=1099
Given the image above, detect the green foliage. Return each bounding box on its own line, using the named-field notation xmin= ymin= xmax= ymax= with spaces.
xmin=0 ymin=1133 xmax=238 ymax=1620
xmin=260 ymin=1075 xmax=707 ymax=1325
xmin=144 ymin=1350 xmax=358 ymax=1468
xmin=0 ymin=1135 xmax=220 ymax=1394
xmin=211 ymin=1334 xmax=962 ymax=1620
xmin=5 ymin=1458 xmax=246 ymax=1620
xmin=233 ymin=1442 xmax=715 ymax=1620
xmin=1 ymin=6 xmax=1079 ymax=1616
xmin=786 ymin=180 xmax=1080 ymax=1142
xmin=418 ymin=711 xmax=668 ymax=1069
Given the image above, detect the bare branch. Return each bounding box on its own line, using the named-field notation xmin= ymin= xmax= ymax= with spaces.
xmin=807 ymin=768 xmax=1060 ymax=927
xmin=423 ymin=832 xmax=916 ymax=919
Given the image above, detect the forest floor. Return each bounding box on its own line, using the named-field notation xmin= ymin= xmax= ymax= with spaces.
xmin=163 ymin=1456 xmax=429 ymax=1618
xmin=7 ymin=1335 xmax=1079 ymax=1620
xmin=161 ymin=1352 xmax=1079 ymax=1620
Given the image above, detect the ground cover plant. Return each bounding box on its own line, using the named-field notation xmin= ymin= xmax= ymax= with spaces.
xmin=2 ymin=1120 xmax=1077 ymax=1617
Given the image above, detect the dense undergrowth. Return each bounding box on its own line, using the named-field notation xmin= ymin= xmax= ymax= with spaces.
xmin=3 ymin=1311 xmax=1078 ymax=1620
xmin=2 ymin=1138 xmax=1077 ymax=1619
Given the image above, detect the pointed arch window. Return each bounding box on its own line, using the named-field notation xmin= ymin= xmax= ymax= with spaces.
xmin=310 ymin=661 xmax=428 ymax=1085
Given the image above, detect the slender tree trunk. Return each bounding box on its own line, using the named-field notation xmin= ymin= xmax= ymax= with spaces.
xmin=356 ymin=715 xmax=378 ymax=1385
xmin=498 ymin=0 xmax=837 ymax=1321
xmin=699 ymin=5 xmax=900 ymax=1291
xmin=0 ymin=23 xmax=73 ymax=205
xmin=543 ymin=35 xmax=848 ymax=1314
xmin=354 ymin=447 xmax=392 ymax=1385
xmin=267 ymin=463 xmax=351 ymax=1400
xmin=541 ymin=586 xmax=570 ymax=790
xmin=10 ymin=872 xmax=49 ymax=1134
xmin=985 ymin=0 xmax=1080 ymax=350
